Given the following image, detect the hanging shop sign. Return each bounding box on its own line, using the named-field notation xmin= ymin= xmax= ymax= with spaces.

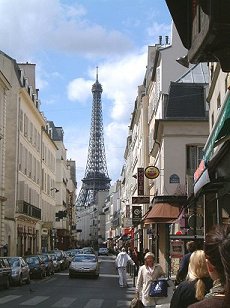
xmin=132 ymin=206 xmax=142 ymax=225
xmin=145 ymin=166 xmax=160 ymax=179
xmin=132 ymin=196 xmax=150 ymax=204
xmin=137 ymin=168 xmax=145 ymax=195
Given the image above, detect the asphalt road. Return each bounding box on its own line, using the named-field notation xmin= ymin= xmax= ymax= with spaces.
xmin=0 ymin=255 xmax=136 ymax=308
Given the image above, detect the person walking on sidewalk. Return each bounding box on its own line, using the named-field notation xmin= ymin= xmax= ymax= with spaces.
xmin=135 ymin=252 xmax=165 ymax=307
xmin=115 ymin=247 xmax=135 ymax=287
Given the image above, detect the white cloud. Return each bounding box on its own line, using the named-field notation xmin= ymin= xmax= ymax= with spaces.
xmin=96 ymin=52 xmax=147 ymax=122
xmin=67 ymin=78 xmax=92 ymax=104
xmin=0 ymin=0 xmax=133 ymax=60
xmin=104 ymin=121 xmax=128 ymax=182
xmin=147 ymin=22 xmax=171 ymax=44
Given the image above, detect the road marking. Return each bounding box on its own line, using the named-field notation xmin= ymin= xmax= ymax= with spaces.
xmin=0 ymin=295 xmax=22 ymax=304
xmin=52 ymin=297 xmax=77 ymax=307
xmin=55 ymin=272 xmax=119 ymax=278
xmin=20 ymin=296 xmax=49 ymax=305
xmin=84 ymin=299 xmax=104 ymax=308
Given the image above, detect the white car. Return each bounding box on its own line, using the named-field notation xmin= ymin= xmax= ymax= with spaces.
xmin=98 ymin=247 xmax=109 ymax=256
xmin=69 ymin=254 xmax=99 ymax=278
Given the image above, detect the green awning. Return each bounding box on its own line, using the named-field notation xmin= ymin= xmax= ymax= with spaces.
xmin=204 ymin=93 xmax=230 ymax=163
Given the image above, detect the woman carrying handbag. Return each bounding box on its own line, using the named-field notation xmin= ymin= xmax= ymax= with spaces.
xmin=135 ymin=252 xmax=165 ymax=307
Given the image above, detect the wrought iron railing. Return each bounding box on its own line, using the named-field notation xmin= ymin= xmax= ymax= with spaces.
xmin=16 ymin=200 xmax=41 ymax=220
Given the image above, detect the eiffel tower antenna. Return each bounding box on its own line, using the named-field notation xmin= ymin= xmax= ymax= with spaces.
xmin=76 ymin=67 xmax=111 ymax=207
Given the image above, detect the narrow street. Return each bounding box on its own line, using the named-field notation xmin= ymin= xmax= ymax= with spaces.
xmin=0 ymin=256 xmax=137 ymax=308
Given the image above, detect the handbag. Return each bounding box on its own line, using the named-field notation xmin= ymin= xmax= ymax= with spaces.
xmin=149 ymin=277 xmax=168 ymax=297
xmin=130 ymin=297 xmax=144 ymax=308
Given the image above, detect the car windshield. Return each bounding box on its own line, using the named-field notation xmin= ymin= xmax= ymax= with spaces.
xmin=8 ymin=258 xmax=20 ymax=267
xmin=73 ymin=255 xmax=96 ymax=263
xmin=26 ymin=257 xmax=39 ymax=264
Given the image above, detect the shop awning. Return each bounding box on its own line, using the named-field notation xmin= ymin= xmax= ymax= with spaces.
xmin=194 ymin=169 xmax=211 ymax=196
xmin=144 ymin=202 xmax=180 ymax=224
xmin=204 ymin=92 xmax=230 ymax=163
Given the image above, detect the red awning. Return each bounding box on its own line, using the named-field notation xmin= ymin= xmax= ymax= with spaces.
xmin=144 ymin=202 xmax=181 ymax=224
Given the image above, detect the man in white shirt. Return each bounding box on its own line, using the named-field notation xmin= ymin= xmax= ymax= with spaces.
xmin=115 ymin=247 xmax=135 ymax=287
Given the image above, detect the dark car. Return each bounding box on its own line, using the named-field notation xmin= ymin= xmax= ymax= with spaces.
xmin=24 ymin=255 xmax=46 ymax=279
xmin=51 ymin=250 xmax=68 ymax=270
xmin=7 ymin=257 xmax=30 ymax=286
xmin=98 ymin=247 xmax=109 ymax=256
xmin=40 ymin=254 xmax=54 ymax=276
xmin=0 ymin=257 xmax=11 ymax=289
xmin=81 ymin=247 xmax=95 ymax=255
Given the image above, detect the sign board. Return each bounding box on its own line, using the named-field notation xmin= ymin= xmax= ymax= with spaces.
xmin=169 ymin=174 xmax=180 ymax=183
xmin=170 ymin=240 xmax=184 ymax=258
xmin=145 ymin=166 xmax=160 ymax=179
xmin=132 ymin=196 xmax=150 ymax=204
xmin=137 ymin=168 xmax=145 ymax=195
xmin=132 ymin=206 xmax=142 ymax=225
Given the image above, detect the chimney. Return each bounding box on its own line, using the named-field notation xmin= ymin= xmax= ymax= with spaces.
xmin=159 ymin=36 xmax=162 ymax=45
xmin=165 ymin=36 xmax=169 ymax=45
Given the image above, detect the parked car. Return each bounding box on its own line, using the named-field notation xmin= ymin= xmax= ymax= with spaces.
xmin=69 ymin=253 xmax=99 ymax=278
xmin=51 ymin=250 xmax=68 ymax=270
xmin=0 ymin=257 xmax=11 ymax=289
xmin=40 ymin=254 xmax=54 ymax=276
xmin=98 ymin=247 xmax=109 ymax=256
xmin=24 ymin=255 xmax=46 ymax=279
xmin=81 ymin=247 xmax=95 ymax=255
xmin=49 ymin=254 xmax=61 ymax=272
xmin=7 ymin=257 xmax=30 ymax=286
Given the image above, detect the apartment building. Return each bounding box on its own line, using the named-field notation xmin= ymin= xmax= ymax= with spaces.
xmin=0 ymin=60 xmax=11 ymax=255
xmin=0 ymin=51 xmax=76 ymax=256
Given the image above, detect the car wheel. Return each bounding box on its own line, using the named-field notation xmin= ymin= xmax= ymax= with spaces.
xmin=18 ymin=275 xmax=23 ymax=286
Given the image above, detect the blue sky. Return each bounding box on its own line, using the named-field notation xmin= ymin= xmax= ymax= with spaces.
xmin=0 ymin=0 xmax=172 ymax=189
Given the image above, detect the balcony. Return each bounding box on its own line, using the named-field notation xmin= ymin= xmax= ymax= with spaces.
xmin=16 ymin=200 xmax=41 ymax=220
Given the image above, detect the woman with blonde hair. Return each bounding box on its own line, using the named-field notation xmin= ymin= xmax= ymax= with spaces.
xmin=170 ymin=250 xmax=212 ymax=308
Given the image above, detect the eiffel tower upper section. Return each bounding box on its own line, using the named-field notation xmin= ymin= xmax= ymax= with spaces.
xmin=76 ymin=69 xmax=111 ymax=207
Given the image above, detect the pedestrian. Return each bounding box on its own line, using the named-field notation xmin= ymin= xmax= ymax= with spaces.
xmin=132 ymin=247 xmax=141 ymax=276
xmin=135 ymin=252 xmax=165 ymax=307
xmin=188 ymin=224 xmax=230 ymax=308
xmin=170 ymin=250 xmax=212 ymax=308
xmin=115 ymin=247 xmax=135 ymax=288
xmin=175 ymin=241 xmax=197 ymax=285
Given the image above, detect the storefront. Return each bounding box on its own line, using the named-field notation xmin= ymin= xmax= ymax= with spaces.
xmin=194 ymin=92 xmax=230 ymax=231
xmin=144 ymin=195 xmax=186 ymax=275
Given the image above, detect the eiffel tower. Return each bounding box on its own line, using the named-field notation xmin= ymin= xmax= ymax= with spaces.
xmin=76 ymin=68 xmax=111 ymax=207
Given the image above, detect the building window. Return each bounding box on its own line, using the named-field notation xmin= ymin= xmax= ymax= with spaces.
xmin=186 ymin=145 xmax=203 ymax=175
